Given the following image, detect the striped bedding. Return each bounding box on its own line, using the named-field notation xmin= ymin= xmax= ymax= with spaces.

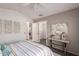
xmin=8 ymin=41 xmax=54 ymax=56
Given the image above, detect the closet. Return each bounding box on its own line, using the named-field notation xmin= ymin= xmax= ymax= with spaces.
xmin=26 ymin=21 xmax=47 ymax=43
xmin=38 ymin=21 xmax=47 ymax=44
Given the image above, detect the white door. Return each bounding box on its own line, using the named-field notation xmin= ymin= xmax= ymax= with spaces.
xmin=32 ymin=23 xmax=39 ymax=42
xmin=38 ymin=21 xmax=47 ymax=39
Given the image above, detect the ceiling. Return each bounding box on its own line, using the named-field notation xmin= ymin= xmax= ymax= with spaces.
xmin=0 ymin=3 xmax=79 ymax=20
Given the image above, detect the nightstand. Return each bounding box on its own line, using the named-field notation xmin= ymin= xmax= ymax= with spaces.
xmin=40 ymin=38 xmax=46 ymax=45
xmin=49 ymin=38 xmax=69 ymax=55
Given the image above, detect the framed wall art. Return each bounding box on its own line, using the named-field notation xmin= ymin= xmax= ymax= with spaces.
xmin=14 ymin=21 xmax=20 ymax=33
xmin=4 ymin=20 xmax=12 ymax=33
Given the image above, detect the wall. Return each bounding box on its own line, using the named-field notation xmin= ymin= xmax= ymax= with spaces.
xmin=0 ymin=8 xmax=32 ymax=44
xmin=34 ymin=8 xmax=79 ymax=55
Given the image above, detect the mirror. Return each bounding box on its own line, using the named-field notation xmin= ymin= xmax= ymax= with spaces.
xmin=50 ymin=23 xmax=68 ymax=41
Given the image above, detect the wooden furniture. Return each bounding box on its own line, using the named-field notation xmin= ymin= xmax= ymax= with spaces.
xmin=49 ymin=38 xmax=69 ymax=55
xmin=40 ymin=39 xmax=46 ymax=45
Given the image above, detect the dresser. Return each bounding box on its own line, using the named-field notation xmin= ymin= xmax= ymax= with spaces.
xmin=48 ymin=38 xmax=69 ymax=55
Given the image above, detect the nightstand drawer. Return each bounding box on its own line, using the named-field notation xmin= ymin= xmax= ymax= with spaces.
xmin=52 ymin=44 xmax=64 ymax=50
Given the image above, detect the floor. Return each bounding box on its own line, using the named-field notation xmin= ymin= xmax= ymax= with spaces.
xmin=53 ymin=52 xmax=61 ymax=56
xmin=50 ymin=47 xmax=77 ymax=56
xmin=39 ymin=42 xmax=77 ymax=56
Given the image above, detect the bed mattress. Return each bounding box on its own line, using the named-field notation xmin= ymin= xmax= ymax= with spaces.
xmin=7 ymin=41 xmax=54 ymax=56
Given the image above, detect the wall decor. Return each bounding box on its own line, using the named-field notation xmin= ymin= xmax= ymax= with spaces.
xmin=4 ymin=20 xmax=12 ymax=33
xmin=14 ymin=21 xmax=20 ymax=33
xmin=51 ymin=23 xmax=68 ymax=40
xmin=0 ymin=19 xmax=20 ymax=34
xmin=51 ymin=23 xmax=68 ymax=35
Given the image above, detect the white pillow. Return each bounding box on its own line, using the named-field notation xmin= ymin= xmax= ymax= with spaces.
xmin=0 ymin=33 xmax=26 ymax=44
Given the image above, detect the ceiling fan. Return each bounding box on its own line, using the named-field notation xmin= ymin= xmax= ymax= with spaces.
xmin=22 ymin=3 xmax=48 ymax=16
xmin=22 ymin=3 xmax=47 ymax=8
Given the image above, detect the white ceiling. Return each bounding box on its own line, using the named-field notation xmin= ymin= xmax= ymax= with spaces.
xmin=0 ymin=3 xmax=79 ymax=20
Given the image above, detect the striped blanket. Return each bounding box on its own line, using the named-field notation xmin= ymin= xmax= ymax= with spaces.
xmin=8 ymin=41 xmax=54 ymax=56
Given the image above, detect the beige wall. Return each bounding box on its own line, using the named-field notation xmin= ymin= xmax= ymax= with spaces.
xmin=34 ymin=8 xmax=79 ymax=55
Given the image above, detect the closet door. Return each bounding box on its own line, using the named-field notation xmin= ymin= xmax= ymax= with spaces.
xmin=38 ymin=21 xmax=47 ymax=45
xmin=32 ymin=23 xmax=39 ymax=42
xmin=39 ymin=21 xmax=47 ymax=40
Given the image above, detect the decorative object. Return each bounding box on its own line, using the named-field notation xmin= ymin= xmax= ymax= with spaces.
xmin=0 ymin=45 xmax=12 ymax=56
xmin=14 ymin=21 xmax=20 ymax=33
xmin=4 ymin=20 xmax=12 ymax=33
xmin=50 ymin=34 xmax=55 ymax=38
xmin=60 ymin=32 xmax=68 ymax=40
xmin=0 ymin=19 xmax=21 ymax=34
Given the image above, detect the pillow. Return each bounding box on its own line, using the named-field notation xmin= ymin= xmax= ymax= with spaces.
xmin=2 ymin=46 xmax=12 ymax=56
xmin=0 ymin=45 xmax=5 ymax=51
xmin=0 ymin=45 xmax=12 ymax=56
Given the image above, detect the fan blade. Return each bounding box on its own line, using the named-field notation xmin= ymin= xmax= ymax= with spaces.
xmin=39 ymin=3 xmax=49 ymax=8
xmin=22 ymin=3 xmax=31 ymax=7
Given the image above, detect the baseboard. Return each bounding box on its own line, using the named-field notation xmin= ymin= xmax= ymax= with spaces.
xmin=50 ymin=47 xmax=78 ymax=56
xmin=67 ymin=50 xmax=79 ymax=56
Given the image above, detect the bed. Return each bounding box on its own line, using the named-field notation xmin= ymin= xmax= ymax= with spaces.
xmin=1 ymin=40 xmax=54 ymax=56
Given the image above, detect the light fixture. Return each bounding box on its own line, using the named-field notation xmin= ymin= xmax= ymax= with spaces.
xmin=22 ymin=3 xmax=47 ymax=16
xmin=39 ymin=14 xmax=43 ymax=16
